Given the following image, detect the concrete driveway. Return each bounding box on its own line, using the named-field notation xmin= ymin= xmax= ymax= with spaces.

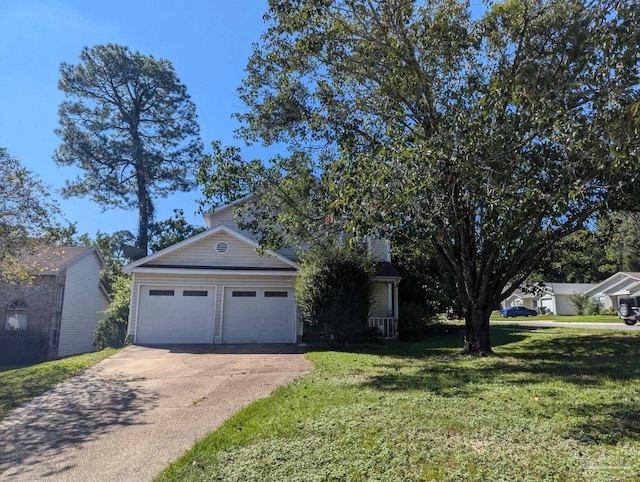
xmin=0 ymin=345 xmax=311 ymax=481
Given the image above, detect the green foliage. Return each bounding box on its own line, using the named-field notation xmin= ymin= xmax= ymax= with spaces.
xmin=600 ymin=212 xmax=640 ymax=274
xmin=199 ymin=0 xmax=640 ymax=354
xmin=296 ymin=244 xmax=373 ymax=345
xmin=537 ymin=229 xmax=612 ymax=283
xmin=148 ymin=209 xmax=205 ymax=252
xmin=393 ymin=239 xmax=456 ymax=339
xmin=0 ymin=330 xmax=48 ymax=366
xmin=92 ymin=275 xmax=131 ymax=349
xmin=159 ymin=329 xmax=640 ymax=482
xmin=0 ymin=148 xmax=61 ymax=282
xmin=0 ymin=348 xmax=119 ymax=421
xmin=55 ymin=43 xmax=203 ymax=254
xmin=568 ymin=293 xmax=591 ymax=315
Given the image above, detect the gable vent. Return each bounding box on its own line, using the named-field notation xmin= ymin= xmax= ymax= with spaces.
xmin=215 ymin=241 xmax=230 ymax=254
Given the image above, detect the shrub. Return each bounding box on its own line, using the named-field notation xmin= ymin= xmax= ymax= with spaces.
xmin=296 ymin=244 xmax=373 ymax=346
xmin=587 ymin=298 xmax=602 ymax=315
xmin=93 ymin=275 xmax=130 ymax=349
xmin=568 ymin=293 xmax=591 ymax=315
xmin=0 ymin=329 xmax=48 ymax=365
xmin=398 ymin=301 xmax=436 ymax=341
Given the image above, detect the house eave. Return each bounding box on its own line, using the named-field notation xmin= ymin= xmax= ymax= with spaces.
xmin=130 ymin=267 xmax=297 ymax=276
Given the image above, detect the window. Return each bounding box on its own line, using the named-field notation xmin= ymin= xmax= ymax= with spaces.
xmin=215 ymin=241 xmax=230 ymax=254
xmin=6 ymin=299 xmax=27 ymax=330
xmin=149 ymin=289 xmax=175 ymax=296
xmin=183 ymin=290 xmax=208 ymax=297
xmin=264 ymin=291 xmax=288 ymax=298
xmin=232 ymin=291 xmax=256 ymax=297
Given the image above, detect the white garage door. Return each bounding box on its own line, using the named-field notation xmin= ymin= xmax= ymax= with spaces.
xmin=222 ymin=287 xmax=296 ymax=343
xmin=136 ymin=286 xmax=215 ymax=344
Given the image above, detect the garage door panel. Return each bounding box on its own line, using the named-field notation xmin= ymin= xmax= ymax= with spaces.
xmin=137 ymin=286 xmax=215 ymax=344
xmin=222 ymin=288 xmax=295 ymax=343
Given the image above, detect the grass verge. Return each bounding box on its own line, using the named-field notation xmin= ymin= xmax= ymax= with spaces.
xmin=159 ymin=328 xmax=640 ymax=481
xmin=0 ymin=348 xmax=121 ymax=421
xmin=490 ymin=313 xmax=621 ymax=323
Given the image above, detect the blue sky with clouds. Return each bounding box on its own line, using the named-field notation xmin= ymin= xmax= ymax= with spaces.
xmin=0 ymin=0 xmax=272 ymax=237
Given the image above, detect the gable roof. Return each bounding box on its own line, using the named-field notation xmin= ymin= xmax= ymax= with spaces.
xmin=584 ymin=272 xmax=640 ymax=297
xmin=123 ymin=224 xmax=299 ymax=272
xmin=540 ymin=283 xmax=596 ymax=296
xmin=17 ymin=245 xmax=104 ymax=274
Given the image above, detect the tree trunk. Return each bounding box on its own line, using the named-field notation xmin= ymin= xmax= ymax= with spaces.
xmin=136 ymin=168 xmax=148 ymax=255
xmin=463 ymin=306 xmax=493 ymax=356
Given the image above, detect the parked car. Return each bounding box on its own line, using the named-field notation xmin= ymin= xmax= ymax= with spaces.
xmin=499 ymin=306 xmax=538 ymax=317
xmin=618 ymin=296 xmax=640 ymax=325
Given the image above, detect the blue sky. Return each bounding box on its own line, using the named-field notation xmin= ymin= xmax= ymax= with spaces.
xmin=0 ymin=0 xmax=272 ymax=238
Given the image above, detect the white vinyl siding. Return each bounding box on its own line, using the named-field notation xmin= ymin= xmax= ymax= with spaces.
xmin=205 ymin=206 xmax=240 ymax=229
xmin=367 ymin=238 xmax=390 ymax=262
xmin=128 ymin=272 xmax=297 ymax=343
xmin=57 ymin=253 xmax=109 ymax=357
xmin=555 ymin=295 xmax=578 ymax=315
xmin=369 ymin=282 xmax=391 ymax=318
xmin=146 ymin=232 xmax=290 ymax=269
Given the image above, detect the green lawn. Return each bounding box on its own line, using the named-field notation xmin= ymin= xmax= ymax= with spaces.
xmin=0 ymin=348 xmax=120 ymax=421
xmin=490 ymin=313 xmax=621 ymax=323
xmin=159 ymin=328 xmax=640 ymax=481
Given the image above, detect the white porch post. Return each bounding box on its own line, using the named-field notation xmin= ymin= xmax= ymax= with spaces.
xmin=393 ymin=281 xmax=399 ymax=320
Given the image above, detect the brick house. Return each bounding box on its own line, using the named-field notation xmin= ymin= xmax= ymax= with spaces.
xmin=0 ymin=246 xmax=110 ymax=360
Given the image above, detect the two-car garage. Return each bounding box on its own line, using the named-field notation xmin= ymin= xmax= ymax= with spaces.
xmin=124 ymin=224 xmax=301 ymax=346
xmin=134 ymin=284 xmax=297 ymax=345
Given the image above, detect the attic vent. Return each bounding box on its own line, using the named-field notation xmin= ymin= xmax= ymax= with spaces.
xmin=215 ymin=241 xmax=230 ymax=255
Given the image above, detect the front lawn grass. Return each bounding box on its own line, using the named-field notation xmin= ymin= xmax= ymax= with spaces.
xmin=490 ymin=312 xmax=621 ymax=323
xmin=159 ymin=328 xmax=640 ymax=481
xmin=0 ymin=348 xmax=120 ymax=421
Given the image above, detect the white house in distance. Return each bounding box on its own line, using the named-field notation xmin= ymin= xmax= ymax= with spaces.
xmin=502 ymin=282 xmax=596 ymax=315
xmin=583 ymin=272 xmax=640 ymax=310
xmin=123 ymin=203 xmax=401 ymax=345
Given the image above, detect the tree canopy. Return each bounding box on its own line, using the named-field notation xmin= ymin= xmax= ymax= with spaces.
xmin=0 ymin=148 xmax=61 ymax=282
xmin=55 ymin=43 xmax=203 ymax=254
xmin=200 ymin=0 xmax=640 ymax=354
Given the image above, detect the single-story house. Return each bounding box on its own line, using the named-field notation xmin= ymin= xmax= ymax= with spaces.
xmin=502 ymin=282 xmax=596 ymax=315
xmin=583 ymin=272 xmax=640 ymax=310
xmin=124 ymin=203 xmax=401 ymax=345
xmin=0 ymin=246 xmax=110 ymax=359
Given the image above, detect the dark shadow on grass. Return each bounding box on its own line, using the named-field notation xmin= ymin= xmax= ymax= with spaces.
xmin=0 ymin=371 xmax=158 ymax=480
xmin=357 ymin=328 xmax=640 ymax=444
xmin=567 ymin=403 xmax=640 ymax=445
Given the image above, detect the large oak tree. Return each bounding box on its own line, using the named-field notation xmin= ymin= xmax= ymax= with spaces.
xmin=55 ymin=44 xmax=203 ymax=254
xmin=200 ymin=0 xmax=640 ymax=354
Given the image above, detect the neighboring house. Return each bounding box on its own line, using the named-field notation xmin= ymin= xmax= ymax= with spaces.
xmin=0 ymin=246 xmax=110 ymax=359
xmin=124 ymin=203 xmax=401 ymax=345
xmin=502 ymin=282 xmax=596 ymax=315
xmin=583 ymin=272 xmax=640 ymax=310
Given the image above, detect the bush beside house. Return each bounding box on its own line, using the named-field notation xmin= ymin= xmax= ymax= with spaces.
xmin=296 ymin=245 xmax=373 ymax=346
xmin=93 ymin=275 xmax=130 ymax=349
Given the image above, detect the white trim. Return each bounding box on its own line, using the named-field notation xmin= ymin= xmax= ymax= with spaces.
xmin=130 ymin=268 xmax=297 ymax=276
xmin=585 ymin=272 xmax=640 ymax=296
xmin=123 ymin=224 xmax=298 ymax=272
